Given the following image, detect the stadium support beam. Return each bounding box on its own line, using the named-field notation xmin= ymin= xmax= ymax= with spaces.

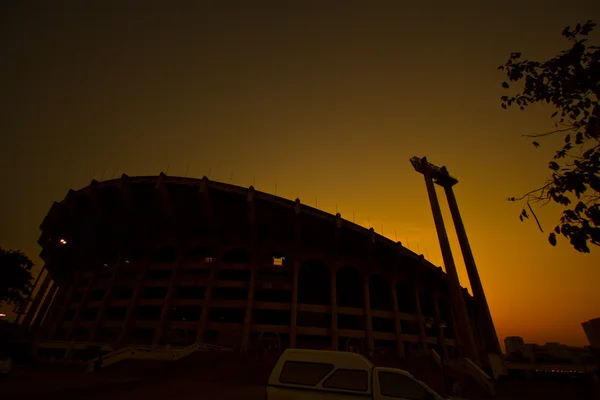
xmin=411 ymin=156 xmax=480 ymax=364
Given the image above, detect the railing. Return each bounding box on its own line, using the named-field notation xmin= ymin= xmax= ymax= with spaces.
xmin=431 ymin=349 xmax=442 ymax=369
xmin=463 ymin=358 xmax=495 ymax=397
xmin=87 ymin=342 xmax=234 ymax=372
xmin=39 ymin=341 xmax=114 ymax=351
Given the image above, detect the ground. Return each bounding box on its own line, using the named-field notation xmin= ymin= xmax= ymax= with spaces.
xmin=0 ymin=361 xmax=598 ymax=400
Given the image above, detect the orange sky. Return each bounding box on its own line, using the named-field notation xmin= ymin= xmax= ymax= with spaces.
xmin=1 ymin=2 xmax=599 ymax=347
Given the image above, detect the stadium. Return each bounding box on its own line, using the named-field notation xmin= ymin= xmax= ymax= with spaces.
xmin=19 ymin=172 xmax=494 ymax=366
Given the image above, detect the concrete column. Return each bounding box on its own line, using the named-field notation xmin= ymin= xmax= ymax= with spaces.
xmin=363 ymin=274 xmax=374 ymax=357
xmin=48 ymin=272 xmax=80 ymax=340
xmin=117 ymin=256 xmax=150 ymax=347
xmin=414 ymin=286 xmax=428 ymax=350
xmin=423 ymin=169 xmax=480 ymax=364
xmin=332 ymin=213 xmax=342 ymax=351
xmin=40 ymin=284 xmax=64 ymax=336
xmin=290 ymin=199 xmax=302 ymax=349
xmin=330 ymin=265 xmax=339 ymax=350
xmin=444 ymin=186 xmax=502 ymax=355
xmin=67 ymin=271 xmax=97 ymax=341
xmin=89 ymin=256 xmax=122 ymax=342
xmin=21 ymin=271 xmax=51 ymax=329
xmin=290 ymin=260 xmax=300 ymax=348
xmin=434 ymin=294 xmax=450 ymax=360
xmin=153 ymin=247 xmax=185 ymax=346
xmin=390 ymin=282 xmax=405 ymax=357
xmin=196 ymin=261 xmax=217 ymax=343
xmin=15 ymin=266 xmax=45 ymax=325
xmin=241 ymin=264 xmax=257 ymax=352
xmin=31 ymin=282 xmax=58 ymax=331
xmin=241 ymin=185 xmax=258 ymax=352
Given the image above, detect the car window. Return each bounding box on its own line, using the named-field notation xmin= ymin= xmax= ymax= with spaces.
xmin=279 ymin=361 xmax=334 ymax=386
xmin=378 ymin=371 xmax=430 ymax=399
xmin=322 ymin=369 xmax=368 ymax=391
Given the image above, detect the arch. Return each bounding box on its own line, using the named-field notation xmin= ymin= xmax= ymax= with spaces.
xmin=186 ymin=244 xmax=212 ymax=259
xmin=395 ymin=281 xmax=416 ymax=314
xmin=336 ymin=266 xmax=364 ymax=308
xmin=346 ymin=337 xmax=365 ymax=355
xmin=419 ymin=288 xmax=436 ymax=318
xmin=369 ymin=274 xmax=393 ymax=311
xmin=166 ymin=327 xmax=191 ymax=346
xmin=150 ymin=246 xmax=177 ymax=264
xmin=257 ymin=331 xmax=282 ymax=359
xmin=222 ymin=247 xmax=252 ymax=264
xmin=298 ymin=259 xmax=330 ymax=305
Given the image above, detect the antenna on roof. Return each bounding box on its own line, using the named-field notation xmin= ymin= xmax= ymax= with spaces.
xmin=166 ymin=164 xmax=171 ymax=174
xmin=100 ymin=169 xmax=106 ymax=181
xmin=111 ymin=167 xmax=118 ymax=179
xmin=207 ymin=166 xmax=212 ymax=178
xmin=184 ymin=164 xmax=190 ymax=177
xmin=406 ymin=237 xmax=410 ymax=249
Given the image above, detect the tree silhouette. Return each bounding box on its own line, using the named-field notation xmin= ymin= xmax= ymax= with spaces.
xmin=0 ymin=247 xmax=34 ymax=307
xmin=499 ymin=21 xmax=600 ymax=253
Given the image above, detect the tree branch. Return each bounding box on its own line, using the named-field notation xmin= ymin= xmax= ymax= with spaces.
xmin=522 ymin=127 xmax=575 ymax=138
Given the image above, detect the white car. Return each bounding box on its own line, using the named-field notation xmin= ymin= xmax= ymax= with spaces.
xmin=267 ymin=349 xmax=466 ymax=400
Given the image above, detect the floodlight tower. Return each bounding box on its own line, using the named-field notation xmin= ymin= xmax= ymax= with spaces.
xmin=410 ymin=156 xmax=501 ymax=363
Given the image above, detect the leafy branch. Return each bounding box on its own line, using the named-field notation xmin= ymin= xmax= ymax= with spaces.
xmin=500 ymin=20 xmax=600 ymax=253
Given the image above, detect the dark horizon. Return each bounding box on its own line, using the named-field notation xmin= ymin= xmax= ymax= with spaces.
xmin=1 ymin=1 xmax=600 ymax=347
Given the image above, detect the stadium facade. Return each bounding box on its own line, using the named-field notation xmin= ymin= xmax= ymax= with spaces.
xmin=19 ymin=171 xmax=500 ymax=365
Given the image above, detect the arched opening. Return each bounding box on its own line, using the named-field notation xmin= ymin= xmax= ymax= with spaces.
xmin=336 ymin=266 xmax=364 ymax=308
xmin=257 ymin=331 xmax=281 ymax=360
xmin=186 ymin=245 xmax=212 ymax=262
xmin=438 ymin=298 xmax=454 ymax=339
xmin=419 ymin=289 xmax=436 ymax=318
xmin=395 ymin=281 xmax=416 ymax=314
xmin=150 ymin=246 xmax=177 ymax=264
xmin=298 ymin=260 xmax=330 ymax=305
xmin=345 ymin=337 xmax=365 ymax=355
xmin=222 ymin=247 xmax=252 ymax=264
xmin=373 ymin=339 xmax=397 ymax=358
xmin=369 ymin=274 xmax=393 ymax=311
xmin=165 ymin=327 xmax=192 ymax=346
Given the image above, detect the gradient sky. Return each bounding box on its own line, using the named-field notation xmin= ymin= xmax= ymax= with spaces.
xmin=1 ymin=1 xmax=599 ymax=347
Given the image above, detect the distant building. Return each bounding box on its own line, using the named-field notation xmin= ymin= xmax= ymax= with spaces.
xmin=504 ymin=336 xmax=592 ymax=364
xmin=583 ymin=318 xmax=600 ymax=366
xmin=504 ymin=336 xmax=525 ymax=356
xmin=582 ymin=318 xmax=600 ymax=349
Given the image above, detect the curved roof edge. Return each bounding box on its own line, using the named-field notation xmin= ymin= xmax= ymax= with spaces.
xmin=64 ymin=174 xmax=449 ymax=278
